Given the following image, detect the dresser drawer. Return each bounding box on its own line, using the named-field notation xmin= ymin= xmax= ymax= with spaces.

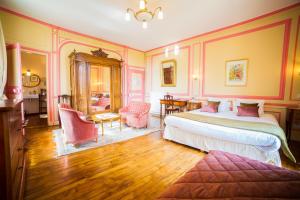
xmin=11 ymin=134 xmax=24 ymax=181
xmin=12 ymin=153 xmax=25 ymax=200
xmin=10 ymin=127 xmax=23 ymax=158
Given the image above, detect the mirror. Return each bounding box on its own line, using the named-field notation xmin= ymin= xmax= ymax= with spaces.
xmin=22 ymin=73 xmax=41 ymax=88
xmin=89 ymin=65 xmax=111 ymax=114
xmin=161 ymin=59 xmax=176 ymax=87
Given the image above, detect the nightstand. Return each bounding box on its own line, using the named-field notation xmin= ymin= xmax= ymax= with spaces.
xmin=286 ymin=107 xmax=300 ymax=142
xmin=187 ymin=100 xmax=202 ymax=111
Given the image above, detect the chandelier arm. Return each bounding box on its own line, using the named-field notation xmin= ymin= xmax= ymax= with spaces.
xmin=153 ymin=6 xmax=162 ymax=16
xmin=126 ymin=8 xmax=135 ymax=14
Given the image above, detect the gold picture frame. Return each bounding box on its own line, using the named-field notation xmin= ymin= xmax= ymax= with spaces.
xmin=22 ymin=73 xmax=41 ymax=88
xmin=161 ymin=59 xmax=177 ymax=87
xmin=225 ymin=59 xmax=248 ymax=87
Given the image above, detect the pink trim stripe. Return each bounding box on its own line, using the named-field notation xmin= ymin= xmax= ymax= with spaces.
xmin=0 ymin=6 xmax=144 ymax=53
xmin=20 ymin=46 xmax=53 ymax=125
xmin=127 ymin=66 xmax=145 ymax=103
xmin=1 ymin=3 xmax=299 ymax=53
xmin=57 ymin=40 xmax=124 ymax=96
xmin=202 ymin=19 xmax=291 ymax=100
xmin=289 ymin=15 xmax=300 ymax=101
xmin=150 ymin=46 xmax=191 ymax=96
xmin=146 ymin=2 xmax=300 ymax=52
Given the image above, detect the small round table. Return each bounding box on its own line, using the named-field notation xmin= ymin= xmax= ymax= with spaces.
xmin=87 ymin=113 xmax=122 ymax=136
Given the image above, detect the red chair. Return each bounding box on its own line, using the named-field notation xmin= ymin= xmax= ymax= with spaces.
xmin=59 ymin=108 xmax=98 ymax=145
xmin=119 ymin=102 xmax=151 ymax=128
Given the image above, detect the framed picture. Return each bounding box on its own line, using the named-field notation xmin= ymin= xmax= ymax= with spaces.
xmin=30 ymin=74 xmax=39 ymax=82
xmin=161 ymin=59 xmax=176 ymax=87
xmin=22 ymin=74 xmax=41 ymax=88
xmin=225 ymin=59 xmax=248 ymax=86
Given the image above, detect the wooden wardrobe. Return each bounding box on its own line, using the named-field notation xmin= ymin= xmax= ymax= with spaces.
xmin=69 ymin=49 xmax=122 ymax=114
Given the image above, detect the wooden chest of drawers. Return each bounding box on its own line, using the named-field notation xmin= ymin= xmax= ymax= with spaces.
xmin=0 ymin=99 xmax=26 ymax=200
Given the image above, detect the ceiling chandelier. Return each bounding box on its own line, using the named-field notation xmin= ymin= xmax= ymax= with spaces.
xmin=125 ymin=0 xmax=164 ymax=29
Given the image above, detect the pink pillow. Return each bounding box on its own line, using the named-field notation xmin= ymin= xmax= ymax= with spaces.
xmin=237 ymin=106 xmax=259 ymax=117
xmin=201 ymin=104 xmax=218 ymax=113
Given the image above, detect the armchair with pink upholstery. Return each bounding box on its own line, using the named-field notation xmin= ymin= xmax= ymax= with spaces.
xmin=59 ymin=108 xmax=98 ymax=145
xmin=119 ymin=102 xmax=151 ymax=128
xmin=58 ymin=103 xmax=85 ymax=127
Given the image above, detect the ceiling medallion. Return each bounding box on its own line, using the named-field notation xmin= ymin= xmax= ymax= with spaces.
xmin=125 ymin=0 xmax=163 ymax=29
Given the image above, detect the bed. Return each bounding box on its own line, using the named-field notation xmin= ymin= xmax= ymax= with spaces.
xmin=164 ymin=109 xmax=286 ymax=166
xmin=90 ymin=96 xmax=110 ymax=112
xmin=157 ymin=150 xmax=300 ymax=199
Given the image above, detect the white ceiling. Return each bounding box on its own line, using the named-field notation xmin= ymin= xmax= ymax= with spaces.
xmin=0 ymin=0 xmax=298 ymax=51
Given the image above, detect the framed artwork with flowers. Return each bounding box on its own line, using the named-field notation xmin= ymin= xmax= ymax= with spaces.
xmin=225 ymin=59 xmax=248 ymax=86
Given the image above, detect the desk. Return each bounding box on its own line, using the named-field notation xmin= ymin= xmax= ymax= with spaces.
xmin=286 ymin=107 xmax=300 ymax=142
xmin=160 ymin=99 xmax=187 ymax=119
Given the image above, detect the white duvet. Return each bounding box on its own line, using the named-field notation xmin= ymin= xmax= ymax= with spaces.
xmin=164 ymin=110 xmax=281 ymax=152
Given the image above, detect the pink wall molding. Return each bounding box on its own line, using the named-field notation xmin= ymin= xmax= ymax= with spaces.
xmin=201 ymin=19 xmax=291 ymax=100
xmin=127 ymin=66 xmax=145 ymax=103
xmin=8 ymin=44 xmax=55 ymax=124
xmin=289 ymin=15 xmax=300 ymax=101
xmin=57 ymin=39 xmax=124 ymax=95
xmin=191 ymin=42 xmax=201 ymax=96
xmin=0 ymin=6 xmax=144 ymax=53
xmin=150 ymin=45 xmax=191 ymax=97
xmin=146 ymin=3 xmax=300 ymax=53
xmin=1 ymin=3 xmax=299 ymax=54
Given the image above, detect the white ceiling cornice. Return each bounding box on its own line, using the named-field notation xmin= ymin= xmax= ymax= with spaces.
xmin=0 ymin=0 xmax=299 ymax=51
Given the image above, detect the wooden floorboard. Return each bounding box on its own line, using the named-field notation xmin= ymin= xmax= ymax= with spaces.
xmin=24 ymin=126 xmax=300 ymax=200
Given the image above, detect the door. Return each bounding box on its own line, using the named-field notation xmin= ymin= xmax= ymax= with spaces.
xmin=127 ymin=67 xmax=145 ymax=103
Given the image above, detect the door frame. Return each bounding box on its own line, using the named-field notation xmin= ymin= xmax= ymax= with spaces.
xmin=127 ymin=66 xmax=145 ymax=103
xmin=20 ymin=47 xmax=53 ymax=125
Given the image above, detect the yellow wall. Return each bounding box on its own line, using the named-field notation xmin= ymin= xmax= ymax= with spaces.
xmin=204 ymin=24 xmax=285 ymax=97
xmin=1 ymin=4 xmax=300 ymax=129
xmin=145 ymin=5 xmax=300 ymax=131
xmin=0 ymin=9 xmax=145 ymax=125
xmin=21 ymin=51 xmax=46 ymax=78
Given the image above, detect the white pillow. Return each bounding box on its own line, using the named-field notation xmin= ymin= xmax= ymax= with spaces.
xmin=233 ymin=99 xmax=264 ymax=115
xmin=207 ymin=98 xmax=231 ymax=112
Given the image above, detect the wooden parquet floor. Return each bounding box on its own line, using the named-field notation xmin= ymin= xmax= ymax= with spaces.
xmin=24 ymin=126 xmax=300 ymax=200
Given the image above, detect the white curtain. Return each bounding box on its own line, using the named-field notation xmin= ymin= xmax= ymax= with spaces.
xmin=0 ymin=20 xmax=7 ymax=98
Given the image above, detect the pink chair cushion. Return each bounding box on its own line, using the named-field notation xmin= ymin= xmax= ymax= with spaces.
xmin=119 ymin=102 xmax=151 ymax=128
xmin=237 ymin=106 xmax=259 ymax=117
xmin=201 ymin=104 xmax=218 ymax=113
xmin=59 ymin=108 xmax=98 ymax=145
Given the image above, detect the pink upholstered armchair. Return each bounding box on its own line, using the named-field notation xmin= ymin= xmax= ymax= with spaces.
xmin=59 ymin=108 xmax=98 ymax=145
xmin=119 ymin=102 xmax=151 ymax=128
xmin=58 ymin=103 xmax=85 ymax=127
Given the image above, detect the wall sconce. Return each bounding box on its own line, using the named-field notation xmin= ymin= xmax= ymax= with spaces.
xmin=165 ymin=48 xmax=169 ymax=57
xmin=192 ymin=74 xmax=198 ymax=80
xmin=174 ymin=45 xmax=179 ymax=55
xmin=164 ymin=45 xmax=180 ymax=57
xmin=26 ymin=69 xmax=31 ymax=76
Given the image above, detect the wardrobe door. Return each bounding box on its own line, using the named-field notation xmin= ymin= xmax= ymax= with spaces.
xmin=74 ymin=61 xmax=90 ymax=114
xmin=111 ymin=65 xmax=122 ymax=113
